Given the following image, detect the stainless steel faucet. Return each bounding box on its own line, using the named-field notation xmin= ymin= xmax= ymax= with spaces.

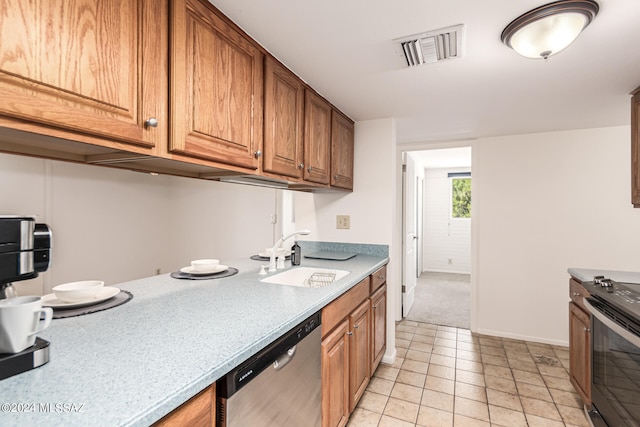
xmin=269 ymin=230 xmax=311 ymax=272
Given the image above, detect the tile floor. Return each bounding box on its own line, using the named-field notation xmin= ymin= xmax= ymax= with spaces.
xmin=347 ymin=320 xmax=590 ymax=427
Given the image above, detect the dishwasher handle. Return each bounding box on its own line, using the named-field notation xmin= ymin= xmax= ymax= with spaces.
xmin=273 ymin=345 xmax=297 ymax=370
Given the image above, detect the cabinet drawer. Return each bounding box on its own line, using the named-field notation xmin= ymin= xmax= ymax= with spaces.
xmin=370 ymin=265 xmax=387 ymax=293
xmin=569 ymin=278 xmax=590 ymax=312
xmin=322 ymin=277 xmax=370 ymax=338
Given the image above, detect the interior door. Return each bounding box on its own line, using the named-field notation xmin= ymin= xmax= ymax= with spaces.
xmin=402 ymin=154 xmax=417 ymax=317
xmin=416 ymin=176 xmax=424 ymax=278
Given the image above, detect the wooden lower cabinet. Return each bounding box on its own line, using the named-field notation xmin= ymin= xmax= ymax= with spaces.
xmin=569 ymin=301 xmax=591 ymax=407
xmin=370 ymin=283 xmax=387 ymax=375
xmin=154 ymin=384 xmax=215 ymax=427
xmin=321 ymin=319 xmax=350 ymax=427
xmin=349 ymin=299 xmax=371 ymax=412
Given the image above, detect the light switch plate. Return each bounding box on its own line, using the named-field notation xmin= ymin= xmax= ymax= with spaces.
xmin=336 ymin=215 xmax=350 ymax=229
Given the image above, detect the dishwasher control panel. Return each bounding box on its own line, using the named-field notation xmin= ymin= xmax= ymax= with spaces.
xmin=218 ymin=311 xmax=321 ymax=398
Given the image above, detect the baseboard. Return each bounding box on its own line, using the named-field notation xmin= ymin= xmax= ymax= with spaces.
xmin=381 ymin=347 xmax=397 ymax=365
xmin=475 ymin=327 xmax=568 ymax=347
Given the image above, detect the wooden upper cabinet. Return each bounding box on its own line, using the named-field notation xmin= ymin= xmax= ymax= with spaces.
xmin=304 ymin=89 xmax=331 ymax=184
xmin=0 ymin=0 xmax=166 ymax=148
xmin=331 ymin=110 xmax=355 ymax=190
xmin=170 ymin=0 xmax=263 ymax=170
xmin=263 ymin=57 xmax=304 ymax=178
xmin=632 ymin=86 xmax=640 ymax=207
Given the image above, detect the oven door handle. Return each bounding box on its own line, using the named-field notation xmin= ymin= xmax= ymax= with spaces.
xmin=584 ymin=299 xmax=640 ymax=348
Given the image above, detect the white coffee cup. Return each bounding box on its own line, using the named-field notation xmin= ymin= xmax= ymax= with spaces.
xmin=0 ymin=296 xmax=53 ymax=354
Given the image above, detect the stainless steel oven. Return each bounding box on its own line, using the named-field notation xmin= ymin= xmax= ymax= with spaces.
xmin=583 ymin=277 xmax=640 ymax=427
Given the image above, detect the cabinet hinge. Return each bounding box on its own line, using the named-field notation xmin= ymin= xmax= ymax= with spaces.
xmin=401 ymin=285 xmax=406 ymax=293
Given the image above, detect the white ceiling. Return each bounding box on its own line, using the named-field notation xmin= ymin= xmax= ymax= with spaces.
xmin=208 ymin=0 xmax=640 ymax=145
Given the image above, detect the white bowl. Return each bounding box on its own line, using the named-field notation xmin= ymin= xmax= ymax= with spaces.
xmin=190 ymin=259 xmax=219 ymax=272
xmin=53 ymin=281 xmax=105 ymax=302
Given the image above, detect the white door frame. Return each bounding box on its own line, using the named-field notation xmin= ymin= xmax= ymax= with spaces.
xmin=402 ymin=153 xmax=417 ymax=317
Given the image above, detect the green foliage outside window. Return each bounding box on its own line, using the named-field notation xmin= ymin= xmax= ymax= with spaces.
xmin=452 ymin=177 xmax=471 ymax=218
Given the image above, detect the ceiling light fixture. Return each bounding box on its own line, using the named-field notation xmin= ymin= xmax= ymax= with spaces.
xmin=501 ymin=0 xmax=599 ymax=59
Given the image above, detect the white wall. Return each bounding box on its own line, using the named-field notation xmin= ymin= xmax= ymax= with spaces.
xmin=423 ymin=167 xmax=471 ymax=273
xmin=474 ymin=126 xmax=640 ymax=345
xmin=295 ymin=118 xmax=398 ymax=361
xmin=0 ymin=153 xmax=277 ymax=295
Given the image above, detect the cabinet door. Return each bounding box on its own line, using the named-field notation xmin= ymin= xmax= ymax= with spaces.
xmin=632 ymin=87 xmax=640 ymax=207
xmin=170 ymin=0 xmax=263 ymax=169
xmin=331 ymin=110 xmax=354 ymax=190
xmin=153 ymin=384 xmax=214 ymax=427
xmin=370 ymin=284 xmax=386 ymax=376
xmin=304 ymin=90 xmax=331 ymax=184
xmin=263 ymin=57 xmax=304 ymax=178
xmin=0 ymin=0 xmax=165 ymax=148
xmin=569 ymin=302 xmax=591 ymax=406
xmin=322 ymin=319 xmax=350 ymax=427
xmin=349 ymin=299 xmax=370 ymax=412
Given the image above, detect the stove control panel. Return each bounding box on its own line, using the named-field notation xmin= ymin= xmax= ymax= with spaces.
xmin=587 ymin=276 xmax=640 ymax=319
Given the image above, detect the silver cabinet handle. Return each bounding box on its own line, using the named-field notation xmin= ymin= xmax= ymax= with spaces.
xmin=354 ymin=324 xmax=359 ymax=329
xmin=298 ymin=163 xmax=304 ymax=169
xmin=144 ymin=118 xmax=158 ymax=128
xmin=583 ymin=327 xmax=590 ymax=332
xmin=347 ymin=332 xmax=353 ymax=336
xmin=572 ymin=292 xmax=580 ymax=297
xmin=372 ymin=305 xmax=378 ymax=309
xmin=378 ymin=275 xmax=385 ymax=280
xmin=254 ymin=150 xmax=262 ymax=158
xmin=334 ymin=175 xmax=338 ymax=179
xmin=307 ymin=166 xmax=312 ymax=172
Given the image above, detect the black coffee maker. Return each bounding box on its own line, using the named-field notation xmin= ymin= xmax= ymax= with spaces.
xmin=0 ymin=216 xmax=52 ymax=380
xmin=0 ymin=216 xmax=52 ymax=299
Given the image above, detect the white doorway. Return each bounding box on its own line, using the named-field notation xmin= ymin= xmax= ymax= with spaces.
xmin=401 ymin=147 xmax=472 ymax=328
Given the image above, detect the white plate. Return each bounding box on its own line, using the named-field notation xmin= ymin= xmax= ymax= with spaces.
xmin=43 ymin=286 xmax=121 ymax=308
xmin=180 ymin=264 xmax=228 ymax=275
xmin=258 ymin=252 xmax=290 ymax=258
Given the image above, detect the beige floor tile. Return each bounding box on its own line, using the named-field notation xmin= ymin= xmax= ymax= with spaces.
xmin=378 ymin=414 xmax=416 ymax=427
xmin=482 ymin=364 xmax=512 ymax=379
xmin=410 ymin=341 xmax=434 ymax=353
xmin=516 ymin=381 xmax=553 ymax=402
xmin=358 ymin=390 xmax=389 ymax=413
xmin=390 ymin=357 xmax=405 ymax=370
xmin=543 ymin=375 xmax=576 ymax=392
xmin=376 ymin=365 xmax=401 ymax=381
xmin=397 ymin=347 xmax=408 ymax=358
xmin=486 ymin=388 xmax=522 ymax=411
xmin=488 ymin=404 xmax=528 ymax=427
xmin=428 ymin=364 xmax=456 ymax=380
xmin=557 ymin=404 xmax=590 ymax=427
xmin=406 ymin=349 xmax=431 ymax=363
xmin=397 ymin=369 xmax=427 ymax=388
xmin=520 ymin=396 xmax=562 ymax=421
xmin=548 ymin=387 xmax=583 ymax=408
xmin=479 ymin=344 xmax=506 ymax=357
xmin=456 ymin=341 xmax=480 ymax=352
xmin=505 ymin=349 xmax=534 ymax=363
xmin=425 ymin=375 xmax=455 ymax=395
xmin=397 ymin=324 xmax=417 ymax=333
xmin=347 ymin=408 xmax=382 ymax=427
xmin=368 ymin=377 xmax=395 ymax=396
xmin=538 ymin=364 xmax=569 ymax=379
xmin=484 ymin=376 xmax=517 ymax=394
xmin=397 ymin=331 xmax=415 ymax=341
xmin=434 ymin=338 xmax=457 ymax=349
xmin=413 ymin=333 xmax=436 ymax=344
xmin=452 ymin=413 xmax=490 ymax=426
xmin=481 ymin=353 xmax=509 ymax=367
xmin=456 ymin=334 xmax=478 ymax=344
xmin=454 ymin=382 xmax=486 ymax=403
xmin=455 ymin=359 xmax=483 ymax=374
xmin=512 ymin=369 xmax=546 ymax=387
xmin=510 ymin=359 xmax=539 ymax=373
xmin=432 ymin=346 xmax=457 ymax=358
xmin=396 ymin=338 xmax=411 ymax=349
xmin=416 ymin=405 xmax=454 ymax=427
xmin=383 ymin=397 xmax=420 ymax=423
xmin=456 ymin=370 xmax=485 ymax=387
xmin=403 ymin=359 xmax=430 ymax=374
xmin=418 ymin=322 xmax=438 ymax=330
xmin=456 ymin=350 xmax=482 ymax=363
xmin=421 ymin=389 xmax=454 ymax=412
xmin=525 ymin=413 xmax=566 ymax=427
xmin=391 ymin=382 xmax=424 ymax=404
xmin=415 ymin=327 xmax=437 ymax=337
xmin=399 ymin=320 xmax=419 ymax=327
xmin=454 ymin=396 xmax=489 ymax=421
xmin=436 ymin=330 xmax=457 ymax=340
xmin=478 ymin=336 xmax=502 ymax=347
xmin=430 ymin=354 xmax=456 ymax=368
xmin=502 ymin=341 xmax=529 ymax=352
xmin=527 ymin=344 xmax=556 ymax=357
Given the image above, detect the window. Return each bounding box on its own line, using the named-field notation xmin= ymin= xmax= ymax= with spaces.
xmin=451 ymin=175 xmax=471 ymax=219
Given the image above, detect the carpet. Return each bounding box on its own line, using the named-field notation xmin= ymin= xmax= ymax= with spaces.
xmin=405 ymin=272 xmax=471 ymax=329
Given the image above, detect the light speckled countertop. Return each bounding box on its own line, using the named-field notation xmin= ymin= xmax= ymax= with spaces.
xmin=568 ymin=268 xmax=640 ymax=283
xmin=0 ymin=249 xmax=388 ymax=427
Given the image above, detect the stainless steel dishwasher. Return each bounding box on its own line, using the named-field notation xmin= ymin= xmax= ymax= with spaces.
xmin=216 ymin=312 xmax=321 ymax=427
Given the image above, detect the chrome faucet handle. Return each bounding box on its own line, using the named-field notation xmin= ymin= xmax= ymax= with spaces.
xmin=0 ymin=283 xmax=18 ymax=300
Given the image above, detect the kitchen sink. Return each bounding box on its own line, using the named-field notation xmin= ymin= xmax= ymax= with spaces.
xmin=260 ymin=267 xmax=350 ymax=288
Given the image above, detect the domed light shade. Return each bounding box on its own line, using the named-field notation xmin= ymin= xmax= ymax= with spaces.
xmin=501 ymin=0 xmax=599 ymax=59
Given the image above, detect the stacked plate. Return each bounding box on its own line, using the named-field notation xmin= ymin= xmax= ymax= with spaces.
xmin=43 ymin=281 xmax=121 ymax=309
xmin=179 ymin=264 xmax=229 ymax=276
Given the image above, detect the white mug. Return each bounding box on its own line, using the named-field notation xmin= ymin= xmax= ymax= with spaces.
xmin=0 ymin=296 xmax=53 ymax=354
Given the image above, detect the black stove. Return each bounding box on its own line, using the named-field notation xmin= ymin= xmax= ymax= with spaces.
xmin=583 ymin=275 xmax=640 ymax=321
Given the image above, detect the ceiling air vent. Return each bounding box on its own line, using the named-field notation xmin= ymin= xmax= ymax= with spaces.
xmin=396 ymin=24 xmax=464 ymax=67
